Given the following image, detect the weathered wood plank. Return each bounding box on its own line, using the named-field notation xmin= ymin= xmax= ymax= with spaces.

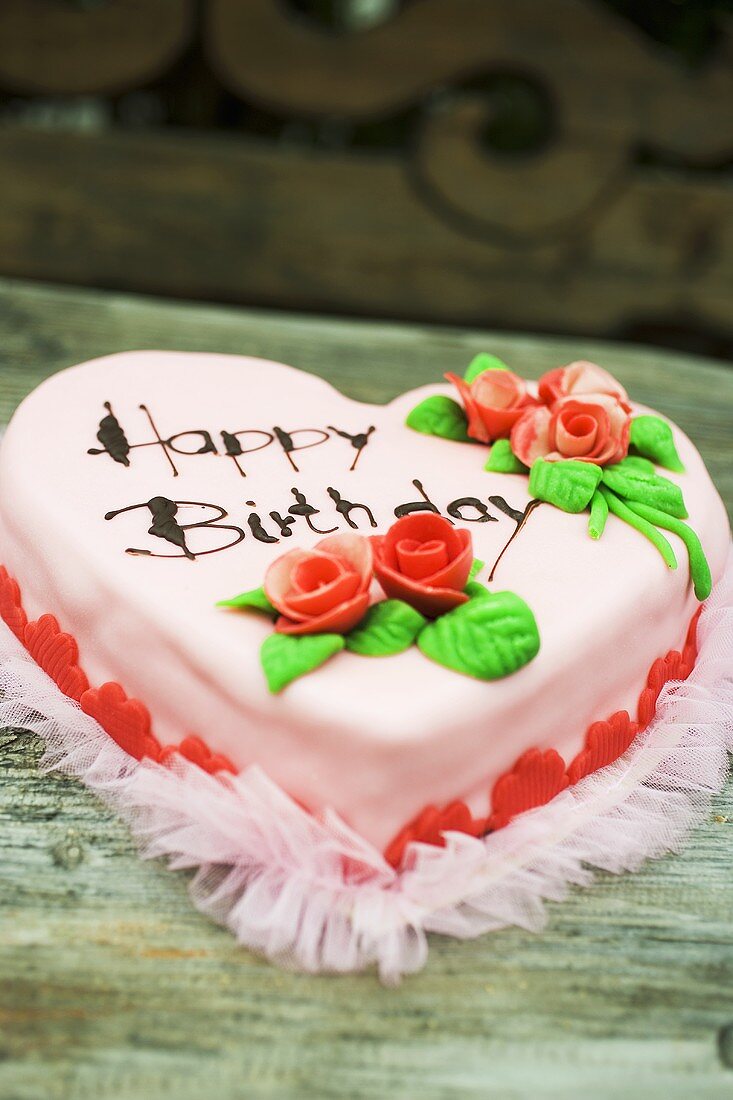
xmin=0 ymin=278 xmax=732 ymax=1098
xmin=0 ymin=126 xmax=731 ymax=339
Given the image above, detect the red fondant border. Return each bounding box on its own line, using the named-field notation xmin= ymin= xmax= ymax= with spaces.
xmin=0 ymin=565 xmax=235 ymax=776
xmin=0 ymin=564 xmax=700 ymax=866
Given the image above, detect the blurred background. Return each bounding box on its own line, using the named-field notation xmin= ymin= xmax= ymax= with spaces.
xmin=0 ymin=0 xmax=732 ymax=360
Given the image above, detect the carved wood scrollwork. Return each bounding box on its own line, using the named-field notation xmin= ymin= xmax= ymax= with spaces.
xmin=206 ymin=0 xmax=733 ymax=242
xmin=0 ymin=0 xmax=195 ymax=96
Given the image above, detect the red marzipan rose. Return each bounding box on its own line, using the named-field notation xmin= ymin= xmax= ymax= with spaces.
xmin=372 ymin=513 xmax=473 ymax=618
xmin=511 ymin=393 xmax=631 ymax=468
xmin=538 ymin=360 xmax=629 ymax=408
xmin=445 ymin=368 xmax=536 ymax=444
xmin=265 ymin=533 xmax=372 ymax=635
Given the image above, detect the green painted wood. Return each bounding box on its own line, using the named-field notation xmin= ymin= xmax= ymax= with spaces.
xmin=0 ymin=277 xmax=731 ymax=1099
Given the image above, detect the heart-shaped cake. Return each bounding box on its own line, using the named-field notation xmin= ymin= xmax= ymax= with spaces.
xmin=0 ymin=351 xmax=728 ymax=860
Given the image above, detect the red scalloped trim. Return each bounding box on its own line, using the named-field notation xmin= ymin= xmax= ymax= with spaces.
xmin=383 ymin=801 xmax=489 ymax=869
xmin=0 ymin=566 xmax=235 ymax=776
xmin=566 ymin=711 xmax=638 ymax=785
xmin=0 ymin=565 xmax=27 ymax=642
xmin=488 ymin=748 xmax=570 ymax=831
xmin=0 ymin=562 xmax=702 ymax=868
xmin=81 ymin=681 xmax=162 ymax=763
xmin=159 ymin=735 xmax=237 ymax=775
xmin=24 ymin=614 xmax=90 ymax=703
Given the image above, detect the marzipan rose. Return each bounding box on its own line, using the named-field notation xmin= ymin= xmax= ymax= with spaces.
xmin=372 ymin=514 xmax=473 ymax=618
xmin=445 ymin=368 xmax=536 ymax=444
xmin=265 ymin=533 xmax=372 ymax=635
xmin=511 ymin=393 xmax=631 ymax=468
xmin=537 ymin=360 xmax=629 ymax=408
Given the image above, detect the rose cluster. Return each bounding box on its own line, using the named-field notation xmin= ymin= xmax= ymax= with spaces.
xmin=264 ymin=514 xmax=472 ymax=636
xmin=446 ymin=360 xmax=631 ymax=469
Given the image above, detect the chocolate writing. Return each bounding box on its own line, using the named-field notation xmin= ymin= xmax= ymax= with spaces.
xmin=89 ymin=402 xmax=375 ymax=479
xmin=90 ymin=402 xmax=130 ymax=466
xmin=287 ymin=487 xmax=338 ymax=535
xmin=91 ymin=405 xmax=534 ymax=566
xmin=104 ymin=498 xmax=246 ymax=559
xmin=220 ymin=430 xmax=273 ymax=478
xmin=104 ymin=482 xmax=530 ymax=561
xmin=327 ymin=425 xmax=376 ymax=471
xmin=327 ymin=487 xmax=377 ymax=530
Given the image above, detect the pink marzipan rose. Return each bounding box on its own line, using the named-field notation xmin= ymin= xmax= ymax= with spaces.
xmin=264 ymin=533 xmax=372 ymax=636
xmin=538 ymin=361 xmax=629 ymax=408
xmin=445 ymin=369 xmax=536 ymax=444
xmin=511 ymin=393 xmax=631 ymax=468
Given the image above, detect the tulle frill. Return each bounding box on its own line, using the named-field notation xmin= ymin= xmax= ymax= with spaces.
xmin=1 ymin=551 xmax=731 ymax=984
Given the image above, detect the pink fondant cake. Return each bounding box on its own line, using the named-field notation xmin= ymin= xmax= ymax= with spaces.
xmin=0 ymin=351 xmax=729 ymax=861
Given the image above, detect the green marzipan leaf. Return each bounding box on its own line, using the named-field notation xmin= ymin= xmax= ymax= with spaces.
xmin=406 ymin=395 xmax=471 ymax=442
xmin=484 ymin=439 xmax=528 ymax=474
xmin=630 ymin=415 xmax=685 ymax=473
xmin=345 ymin=600 xmax=426 ymax=656
xmin=464 ymin=352 xmax=509 ymax=384
xmin=613 ymin=455 xmax=655 ymax=474
xmin=624 ymin=500 xmax=712 ymax=601
xmin=261 ymin=632 xmax=344 ymax=693
xmin=528 ymin=459 xmax=602 ymax=513
xmin=217 ymin=585 xmax=276 ymax=615
xmin=601 ymin=463 xmax=687 ymax=519
xmin=588 ymin=490 xmax=608 ymax=540
xmin=599 ymin=486 xmax=677 ymax=571
xmin=418 ymin=591 xmax=540 ymax=681
xmin=463 ymin=580 xmax=491 ymax=599
xmin=468 ymin=557 xmax=485 ymax=581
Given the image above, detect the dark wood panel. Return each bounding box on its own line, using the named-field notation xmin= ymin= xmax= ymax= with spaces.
xmin=0 ymin=126 xmax=730 ymax=339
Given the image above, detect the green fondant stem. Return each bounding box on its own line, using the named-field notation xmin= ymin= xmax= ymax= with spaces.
xmin=588 ymin=491 xmax=608 ymax=540
xmin=623 ymin=500 xmax=712 ymax=600
xmin=599 ymin=486 xmax=677 ymax=570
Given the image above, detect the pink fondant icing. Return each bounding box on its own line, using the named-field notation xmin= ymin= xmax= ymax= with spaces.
xmin=0 ymin=351 xmax=729 ymax=849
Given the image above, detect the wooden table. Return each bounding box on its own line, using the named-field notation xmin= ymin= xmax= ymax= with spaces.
xmin=1 ymin=278 xmax=731 ymax=1099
